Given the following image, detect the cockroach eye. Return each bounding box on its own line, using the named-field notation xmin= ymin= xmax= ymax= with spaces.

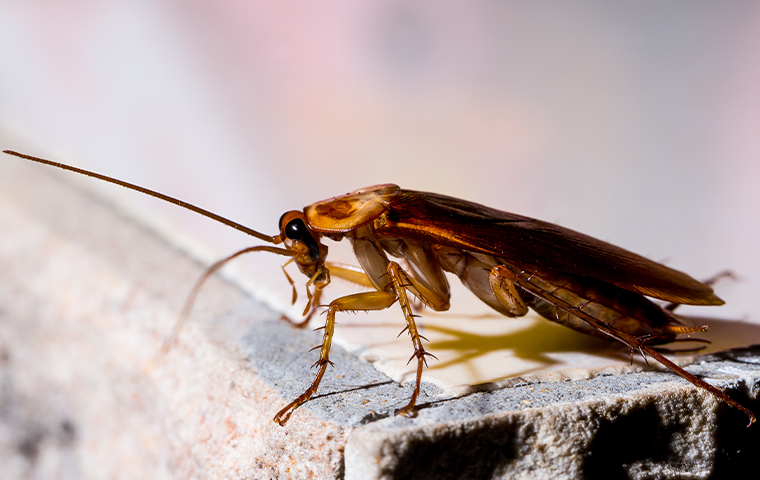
xmin=284 ymin=218 xmax=306 ymax=241
xmin=285 ymin=218 xmax=320 ymax=261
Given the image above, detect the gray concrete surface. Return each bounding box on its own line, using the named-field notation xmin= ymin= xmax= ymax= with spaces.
xmin=2 ymin=155 xmax=760 ymax=479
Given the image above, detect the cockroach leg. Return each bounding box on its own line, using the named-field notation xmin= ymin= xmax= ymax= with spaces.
xmin=296 ymin=263 xmax=379 ymax=326
xmin=273 ymin=290 xmax=397 ymax=425
xmin=388 ymin=262 xmax=434 ymax=417
xmin=295 ymin=268 xmax=330 ymax=323
xmin=281 ymin=258 xmax=298 ymax=305
xmin=303 ymin=269 xmax=325 ymax=310
xmin=489 ymin=266 xmax=529 ymax=317
xmin=290 ymin=262 xmax=375 ymax=327
xmin=607 ymin=315 xmax=630 ymax=327
xmin=496 ymin=264 xmax=757 ymax=427
xmin=280 ymin=266 xmax=326 ymax=328
xmin=323 ymin=262 xmax=376 ymax=288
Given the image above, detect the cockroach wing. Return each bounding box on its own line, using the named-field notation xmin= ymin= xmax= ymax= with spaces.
xmin=305 ymin=184 xmax=400 ymax=233
xmin=378 ymin=189 xmax=723 ymax=306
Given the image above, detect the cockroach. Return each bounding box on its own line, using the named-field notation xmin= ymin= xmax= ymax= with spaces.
xmin=4 ymin=149 xmax=756 ymax=426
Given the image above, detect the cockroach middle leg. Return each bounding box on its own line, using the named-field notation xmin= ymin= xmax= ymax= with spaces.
xmin=387 ymin=262 xmax=437 ymax=417
xmin=273 ymin=290 xmax=397 ymax=425
xmin=323 ymin=262 xmax=378 ymax=289
xmin=489 ymin=267 xmax=529 ymax=317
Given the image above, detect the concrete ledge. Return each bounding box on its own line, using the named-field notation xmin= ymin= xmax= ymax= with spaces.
xmin=344 ymin=362 xmax=760 ymax=479
xmin=2 ymin=157 xmax=759 ymax=479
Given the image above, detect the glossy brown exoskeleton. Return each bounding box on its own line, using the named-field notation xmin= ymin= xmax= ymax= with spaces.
xmin=4 ymin=150 xmax=755 ymax=427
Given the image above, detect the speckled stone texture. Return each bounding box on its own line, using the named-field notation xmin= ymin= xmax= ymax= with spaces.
xmin=2 ymin=155 xmax=760 ymax=480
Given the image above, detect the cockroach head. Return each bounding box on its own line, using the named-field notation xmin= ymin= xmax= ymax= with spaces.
xmin=278 ymin=210 xmax=328 ymax=277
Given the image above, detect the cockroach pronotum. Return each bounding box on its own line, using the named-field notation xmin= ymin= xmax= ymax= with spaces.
xmin=3 ymin=149 xmax=756 ymax=426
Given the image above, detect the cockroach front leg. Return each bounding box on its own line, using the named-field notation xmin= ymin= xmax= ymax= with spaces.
xmin=288 ymin=262 xmax=377 ymax=327
xmin=280 ymin=259 xmax=327 ymax=328
xmin=292 ymin=268 xmax=331 ymax=327
xmin=273 ymin=290 xmax=397 ymax=425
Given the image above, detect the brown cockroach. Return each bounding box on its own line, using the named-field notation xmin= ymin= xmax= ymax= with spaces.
xmin=4 ymin=149 xmax=756 ymax=426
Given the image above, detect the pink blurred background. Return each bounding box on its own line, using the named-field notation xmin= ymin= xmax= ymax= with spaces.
xmin=2 ymin=1 xmax=759 ymax=327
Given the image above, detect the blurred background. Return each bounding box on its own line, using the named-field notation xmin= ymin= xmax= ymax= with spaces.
xmin=2 ymin=1 xmax=760 ymax=380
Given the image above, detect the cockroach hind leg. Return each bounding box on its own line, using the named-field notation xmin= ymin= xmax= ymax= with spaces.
xmin=506 ymin=267 xmax=757 ymax=426
xmin=640 ymin=343 xmax=758 ymax=427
